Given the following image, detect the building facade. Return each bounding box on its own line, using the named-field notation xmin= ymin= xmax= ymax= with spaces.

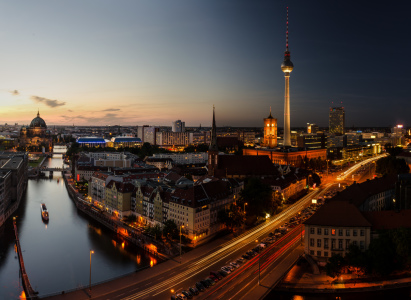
xmin=329 ymin=107 xmax=345 ymax=135
xmin=262 ymin=109 xmax=277 ymax=148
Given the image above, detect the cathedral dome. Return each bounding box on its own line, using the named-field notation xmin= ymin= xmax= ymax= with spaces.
xmin=30 ymin=111 xmax=47 ymax=128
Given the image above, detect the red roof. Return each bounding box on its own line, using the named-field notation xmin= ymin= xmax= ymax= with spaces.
xmin=106 ymin=180 xmax=135 ymax=193
xmin=304 ymin=201 xmax=372 ymax=227
xmin=331 ymin=175 xmax=397 ymax=207
xmin=362 ymin=210 xmax=411 ymax=230
xmin=215 ymin=155 xmax=278 ymax=177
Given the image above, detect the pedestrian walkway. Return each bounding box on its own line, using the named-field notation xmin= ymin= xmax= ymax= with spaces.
xmin=42 ymin=229 xmax=239 ymax=299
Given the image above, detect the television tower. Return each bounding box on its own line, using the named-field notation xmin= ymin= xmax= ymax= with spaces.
xmin=281 ymin=7 xmax=294 ymax=147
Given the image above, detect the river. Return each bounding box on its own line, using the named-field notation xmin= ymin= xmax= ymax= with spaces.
xmin=0 ymin=146 xmax=153 ymax=299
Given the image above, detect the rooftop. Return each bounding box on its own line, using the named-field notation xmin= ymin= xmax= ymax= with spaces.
xmin=304 ymin=200 xmax=372 ymax=227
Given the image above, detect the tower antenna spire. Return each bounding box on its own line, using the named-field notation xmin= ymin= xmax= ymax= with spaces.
xmin=286 ymin=7 xmax=289 ymax=51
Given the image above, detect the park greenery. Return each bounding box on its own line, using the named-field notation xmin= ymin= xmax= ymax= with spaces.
xmin=326 ymin=228 xmax=411 ymax=278
xmin=384 ymin=143 xmax=405 ymax=157
xmin=238 ymin=177 xmax=274 ymax=218
xmin=375 ymin=156 xmax=409 ymax=176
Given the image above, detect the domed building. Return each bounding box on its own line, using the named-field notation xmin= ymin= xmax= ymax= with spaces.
xmin=27 ymin=110 xmax=47 ymax=137
xmin=19 ymin=111 xmax=52 ymax=151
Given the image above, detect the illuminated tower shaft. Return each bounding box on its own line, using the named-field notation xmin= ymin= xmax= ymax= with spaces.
xmin=281 ymin=7 xmax=293 ymax=147
xmin=283 ymin=73 xmax=291 ymax=146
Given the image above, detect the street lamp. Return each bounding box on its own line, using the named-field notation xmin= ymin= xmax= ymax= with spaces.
xmin=244 ymin=202 xmax=248 ymax=214
xmin=180 ymin=225 xmax=184 ymax=264
xmin=89 ymin=250 xmax=94 ymax=291
xmin=256 ymin=239 xmax=261 ymax=285
xmin=171 ymin=289 xmax=176 ymax=299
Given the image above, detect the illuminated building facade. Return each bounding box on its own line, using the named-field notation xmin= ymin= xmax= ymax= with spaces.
xmin=329 ymin=107 xmax=345 ymax=135
xmin=243 ymin=147 xmax=326 ymax=167
xmin=307 ymin=123 xmax=319 ymax=134
xmin=262 ymin=108 xmax=277 ymax=148
xmin=19 ymin=111 xmax=53 ymax=151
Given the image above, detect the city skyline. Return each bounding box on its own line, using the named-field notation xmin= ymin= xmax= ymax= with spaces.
xmin=1 ymin=1 xmax=410 ymax=127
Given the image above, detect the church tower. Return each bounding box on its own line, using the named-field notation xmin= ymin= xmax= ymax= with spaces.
xmin=208 ymin=106 xmax=218 ymax=176
xmin=263 ymin=107 xmax=277 ymax=148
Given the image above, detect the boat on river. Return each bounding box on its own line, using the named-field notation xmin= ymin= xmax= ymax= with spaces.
xmin=40 ymin=203 xmax=49 ymax=221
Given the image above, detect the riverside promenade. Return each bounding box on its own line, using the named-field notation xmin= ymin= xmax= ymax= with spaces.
xmin=41 ymin=223 xmax=241 ymax=299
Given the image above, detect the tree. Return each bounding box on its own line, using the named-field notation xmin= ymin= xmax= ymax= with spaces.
xmin=217 ymin=204 xmax=244 ymax=230
xmin=384 ymin=143 xmax=404 ymax=157
xmin=162 ymin=220 xmax=178 ymax=239
xmin=183 ymin=143 xmax=209 ymax=153
xmin=325 ymin=253 xmax=345 ymax=278
xmin=239 ymin=177 xmax=273 ymax=218
xmin=367 ymin=232 xmax=397 ymax=276
xmin=344 ymin=244 xmax=367 ymax=276
xmin=391 ymin=228 xmax=411 ymax=265
xmin=376 ymin=156 xmax=409 ymax=176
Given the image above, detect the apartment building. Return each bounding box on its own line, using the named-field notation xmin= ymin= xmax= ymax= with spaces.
xmin=304 ymin=201 xmax=372 ymax=262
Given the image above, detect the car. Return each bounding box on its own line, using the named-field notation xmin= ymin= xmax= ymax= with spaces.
xmin=210 ymin=271 xmax=223 ymax=279
xmin=221 ymin=266 xmax=231 ymax=273
xmin=236 ymin=257 xmax=245 ymax=264
xmin=218 ymin=270 xmax=228 ymax=277
xmin=225 ymin=264 xmax=235 ymax=271
xmin=230 ymin=262 xmax=240 ymax=268
xmin=196 ymin=282 xmax=205 ymax=292
xmin=176 ymin=293 xmax=187 ymax=300
xmin=209 ymin=275 xmax=219 ymax=282
xmin=242 ymin=254 xmax=250 ymax=260
xmin=205 ymin=278 xmax=215 ymax=286
xmin=181 ymin=290 xmax=193 ymax=299
xmin=200 ymin=279 xmax=210 ymax=288
xmin=189 ymin=287 xmax=199 ymax=296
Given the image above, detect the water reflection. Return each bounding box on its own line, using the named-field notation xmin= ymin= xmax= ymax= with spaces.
xmin=0 ymin=146 xmax=152 ymax=299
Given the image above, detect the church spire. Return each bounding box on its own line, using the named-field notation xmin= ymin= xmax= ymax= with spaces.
xmin=37 ymin=109 xmax=40 ymax=117
xmin=209 ymin=105 xmax=218 ymax=151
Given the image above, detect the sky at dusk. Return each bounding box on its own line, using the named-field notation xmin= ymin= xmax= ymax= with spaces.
xmin=0 ymin=1 xmax=410 ymax=128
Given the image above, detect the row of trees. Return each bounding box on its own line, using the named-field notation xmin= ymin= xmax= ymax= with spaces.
xmin=376 ymin=155 xmax=409 ymax=176
xmin=326 ymin=228 xmax=411 ymax=278
xmin=142 ymin=220 xmax=191 ymax=243
xmin=218 ymin=177 xmax=288 ymax=229
xmin=66 ymin=142 xmax=172 ymax=160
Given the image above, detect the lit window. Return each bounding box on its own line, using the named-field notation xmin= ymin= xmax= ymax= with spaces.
xmin=331 ymin=229 xmax=336 ymax=235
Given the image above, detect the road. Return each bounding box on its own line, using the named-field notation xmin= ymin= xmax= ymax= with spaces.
xmin=82 ymin=183 xmax=334 ymax=300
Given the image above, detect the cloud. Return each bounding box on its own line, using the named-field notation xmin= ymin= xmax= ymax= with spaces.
xmin=68 ymin=109 xmax=73 ymax=112
xmin=31 ymin=95 xmax=66 ymax=107
xmin=101 ymin=108 xmax=121 ymax=112
xmin=10 ymin=90 xmax=19 ymax=96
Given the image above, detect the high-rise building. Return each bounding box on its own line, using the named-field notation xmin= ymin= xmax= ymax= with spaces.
xmin=307 ymin=123 xmax=319 ymax=134
xmin=263 ymin=108 xmax=277 ymax=148
xmin=281 ymin=7 xmax=294 ymax=147
xmin=329 ymin=107 xmax=345 ymax=135
xmin=172 ymin=120 xmax=185 ymax=132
